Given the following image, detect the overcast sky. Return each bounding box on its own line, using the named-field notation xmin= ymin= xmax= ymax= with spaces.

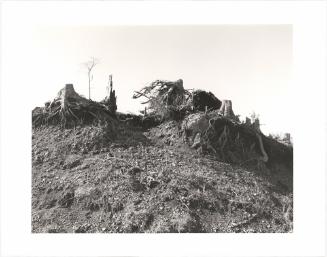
xmin=3 ymin=25 xmax=292 ymax=135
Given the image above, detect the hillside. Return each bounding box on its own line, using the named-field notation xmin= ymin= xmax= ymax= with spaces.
xmin=32 ymin=82 xmax=293 ymax=233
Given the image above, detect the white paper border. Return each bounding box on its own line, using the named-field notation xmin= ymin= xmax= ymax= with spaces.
xmin=1 ymin=1 xmax=326 ymax=257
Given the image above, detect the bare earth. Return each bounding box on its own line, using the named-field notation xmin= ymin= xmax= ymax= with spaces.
xmin=32 ymin=123 xmax=293 ymax=233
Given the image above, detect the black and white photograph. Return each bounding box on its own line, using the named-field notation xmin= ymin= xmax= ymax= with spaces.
xmin=1 ymin=1 xmax=326 ymax=257
xmin=31 ymin=25 xmax=293 ymax=233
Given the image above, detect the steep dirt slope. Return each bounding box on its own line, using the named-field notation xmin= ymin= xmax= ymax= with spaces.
xmin=32 ymin=122 xmax=293 ymax=233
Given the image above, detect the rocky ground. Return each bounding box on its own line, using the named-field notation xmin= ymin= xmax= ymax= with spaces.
xmin=32 ymin=122 xmax=293 ymax=233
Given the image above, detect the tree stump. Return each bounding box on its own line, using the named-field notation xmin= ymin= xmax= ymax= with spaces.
xmin=49 ymin=84 xmax=87 ymax=111
xmin=219 ymin=100 xmax=235 ymax=118
xmin=103 ymin=75 xmax=117 ymax=115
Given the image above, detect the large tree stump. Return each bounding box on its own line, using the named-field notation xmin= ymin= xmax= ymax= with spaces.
xmin=49 ymin=84 xmax=86 ymax=110
xmin=32 ymin=83 xmax=115 ymax=128
xmin=219 ymin=100 xmax=235 ymax=118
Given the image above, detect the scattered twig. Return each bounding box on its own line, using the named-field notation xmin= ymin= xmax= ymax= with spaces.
xmin=230 ymin=214 xmax=258 ymax=229
xmin=177 ymin=195 xmax=190 ymax=211
xmin=106 ymin=155 xmax=134 ymax=166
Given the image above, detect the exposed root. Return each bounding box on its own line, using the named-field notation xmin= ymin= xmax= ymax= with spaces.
xmin=32 ymin=84 xmax=115 ymax=128
xmin=256 ymin=132 xmax=269 ymax=163
xmin=219 ymin=125 xmax=228 ymax=150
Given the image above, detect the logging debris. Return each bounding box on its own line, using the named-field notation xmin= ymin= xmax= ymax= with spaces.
xmin=32 ymin=84 xmax=116 ymax=128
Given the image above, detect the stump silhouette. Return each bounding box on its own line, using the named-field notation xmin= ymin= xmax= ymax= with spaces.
xmin=33 ymin=84 xmax=114 ymax=127
xmin=219 ymin=100 xmax=235 ymax=118
xmin=103 ymin=75 xmax=117 ymax=115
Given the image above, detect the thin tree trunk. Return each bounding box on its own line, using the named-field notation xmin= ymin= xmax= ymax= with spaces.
xmin=88 ymin=72 xmax=91 ymax=100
